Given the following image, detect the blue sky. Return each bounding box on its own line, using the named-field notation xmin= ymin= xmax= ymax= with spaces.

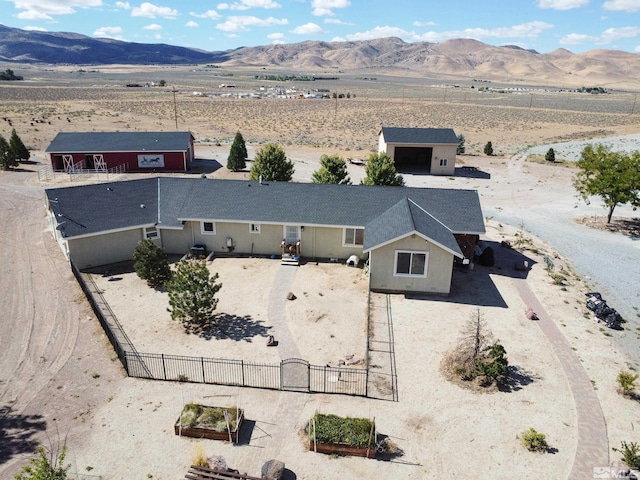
xmin=1 ymin=0 xmax=640 ymax=54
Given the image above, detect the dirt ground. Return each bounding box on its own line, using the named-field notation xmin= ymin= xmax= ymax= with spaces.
xmin=1 ymin=65 xmax=640 ymax=480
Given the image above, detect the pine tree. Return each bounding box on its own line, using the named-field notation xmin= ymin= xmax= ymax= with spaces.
xmin=457 ymin=134 xmax=466 ymax=154
xmin=9 ymin=129 xmax=30 ymax=162
xmin=166 ymin=259 xmax=222 ymax=330
xmin=484 ymin=141 xmax=494 ymax=156
xmin=249 ymin=143 xmax=294 ymax=182
xmin=0 ymin=133 xmax=18 ymax=170
xmin=361 ymin=152 xmax=404 ymax=186
xmin=311 ymin=154 xmax=351 ymax=184
xmin=132 ymin=239 xmax=172 ymax=287
xmin=545 ymin=148 xmax=556 ymax=162
xmin=226 ymin=131 xmax=247 ymax=171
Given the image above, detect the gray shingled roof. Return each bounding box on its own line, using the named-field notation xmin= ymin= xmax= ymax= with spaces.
xmin=45 ymin=178 xmax=485 ymax=241
xmin=363 ymin=198 xmax=463 ymax=256
xmin=45 ymin=131 xmax=193 ymax=153
xmin=380 ymin=127 xmax=458 ymax=145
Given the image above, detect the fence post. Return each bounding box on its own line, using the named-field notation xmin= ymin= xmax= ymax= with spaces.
xmin=241 ymin=360 xmax=245 ymax=386
xmin=162 ymin=354 xmax=167 ymax=381
xmin=323 ymin=365 xmax=327 ymax=393
xmin=201 ymin=357 xmax=205 ymax=383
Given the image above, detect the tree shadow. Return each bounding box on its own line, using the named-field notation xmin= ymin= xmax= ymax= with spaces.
xmin=199 ymin=313 xmax=271 ymax=342
xmin=374 ymin=434 xmax=406 ymax=462
xmin=0 ymin=405 xmax=46 ymax=465
xmin=499 ymin=365 xmax=541 ymax=392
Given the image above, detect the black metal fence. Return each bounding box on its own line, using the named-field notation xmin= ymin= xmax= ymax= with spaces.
xmin=71 ymin=262 xmax=368 ymax=397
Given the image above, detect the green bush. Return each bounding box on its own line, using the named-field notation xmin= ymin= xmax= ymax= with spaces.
xmin=545 ymin=148 xmax=556 ymax=162
xmin=521 ymin=428 xmax=549 ymax=452
xmin=484 ymin=141 xmax=494 ymax=156
xmin=617 ymin=371 xmax=639 ymax=396
xmin=613 ymin=441 xmax=640 ymax=469
xmin=312 ymin=413 xmax=374 ymax=447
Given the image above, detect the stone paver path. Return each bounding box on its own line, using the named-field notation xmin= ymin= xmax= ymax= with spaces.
xmin=514 ymin=278 xmax=609 ymax=480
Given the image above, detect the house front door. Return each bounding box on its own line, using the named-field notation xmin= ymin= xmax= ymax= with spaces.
xmin=284 ymin=225 xmax=300 ymax=244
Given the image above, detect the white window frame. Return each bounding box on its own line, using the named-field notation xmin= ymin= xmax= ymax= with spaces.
xmin=144 ymin=226 xmax=159 ymax=239
xmin=343 ymin=227 xmax=364 ymax=247
xmin=250 ymin=223 xmax=261 ymax=234
xmin=201 ymin=221 xmax=216 ymax=235
xmin=394 ymin=250 xmax=428 ymax=278
xmin=439 ymin=158 xmax=448 ymax=167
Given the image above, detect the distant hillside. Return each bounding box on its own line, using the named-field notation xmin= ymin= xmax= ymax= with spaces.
xmin=2 ymin=24 xmax=639 ymax=88
xmin=0 ymin=24 xmax=228 ymax=65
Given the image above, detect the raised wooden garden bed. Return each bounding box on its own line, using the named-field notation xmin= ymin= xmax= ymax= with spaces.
xmin=309 ymin=413 xmax=376 ymax=458
xmin=175 ymin=404 xmax=244 ymax=443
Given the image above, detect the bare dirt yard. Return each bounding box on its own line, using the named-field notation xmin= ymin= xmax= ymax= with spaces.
xmin=1 ymin=64 xmax=640 ymax=480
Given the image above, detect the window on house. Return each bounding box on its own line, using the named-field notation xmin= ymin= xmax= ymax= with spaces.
xmin=201 ymin=222 xmax=216 ymax=235
xmin=144 ymin=226 xmax=158 ymax=239
xmin=439 ymin=158 xmax=448 ymax=167
xmin=395 ymin=251 xmax=428 ymax=277
xmin=250 ymin=223 xmax=261 ymax=233
xmin=344 ymin=228 xmax=364 ymax=246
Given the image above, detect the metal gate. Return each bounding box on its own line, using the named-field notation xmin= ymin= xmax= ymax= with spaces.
xmin=280 ymin=358 xmax=310 ymax=392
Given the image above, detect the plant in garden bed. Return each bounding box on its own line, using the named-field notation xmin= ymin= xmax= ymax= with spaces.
xmin=309 ymin=413 xmax=378 ymax=458
xmin=178 ymin=404 xmax=241 ymax=431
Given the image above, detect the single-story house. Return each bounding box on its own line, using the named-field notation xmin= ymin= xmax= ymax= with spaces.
xmin=45 ymin=131 xmax=195 ymax=172
xmin=378 ymin=126 xmax=458 ymax=175
xmin=45 ymin=178 xmax=485 ymax=295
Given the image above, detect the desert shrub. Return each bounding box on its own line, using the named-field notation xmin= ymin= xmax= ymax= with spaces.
xmin=613 ymin=441 xmax=640 ymax=469
xmin=545 ymin=148 xmax=556 ymax=162
xmin=475 ymin=344 xmax=508 ymax=379
xmin=311 ymin=413 xmax=374 ymax=447
xmin=191 ymin=445 xmax=209 ymax=468
xmin=484 ymin=141 xmax=494 ymax=156
xmin=521 ymin=428 xmax=549 ymax=452
xmin=14 ymin=445 xmax=70 ymax=480
xmin=180 ymin=404 xmax=241 ymax=431
xmin=617 ymin=370 xmax=639 ymax=396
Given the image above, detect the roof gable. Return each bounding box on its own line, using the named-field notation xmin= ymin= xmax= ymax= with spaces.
xmin=45 ymin=131 xmax=193 ymax=153
xmin=380 ymin=127 xmax=458 ymax=145
xmin=363 ymin=198 xmax=463 ymax=257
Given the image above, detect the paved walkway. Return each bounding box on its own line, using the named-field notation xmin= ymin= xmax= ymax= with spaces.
xmin=514 ymin=278 xmax=609 ymax=480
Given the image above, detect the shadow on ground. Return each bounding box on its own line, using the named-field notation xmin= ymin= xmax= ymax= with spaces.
xmin=0 ymin=405 xmax=46 ymax=465
xmin=188 ymin=158 xmax=223 ymax=175
xmin=454 ymin=166 xmax=491 ymax=179
xmin=499 ymin=365 xmax=541 ymax=393
xmin=200 ymin=314 xmax=271 ymax=342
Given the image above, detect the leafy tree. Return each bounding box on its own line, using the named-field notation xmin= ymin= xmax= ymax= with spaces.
xmin=9 ymin=129 xmax=30 ymax=162
xmin=166 ymin=259 xmax=222 ymax=330
xmin=457 ymin=134 xmax=466 ymax=154
xmin=574 ymin=144 xmax=640 ymax=223
xmin=227 ymin=131 xmax=247 ymax=171
xmin=483 ymin=141 xmax=494 ymax=156
xmin=249 ymin=143 xmax=294 ymax=182
xmin=311 ymin=154 xmax=351 ymax=184
xmin=545 ymin=148 xmax=556 ymax=162
xmin=158 ymin=79 xmax=166 ymax=87
xmin=0 ymin=133 xmax=18 ymax=170
xmin=14 ymin=445 xmax=70 ymax=480
xmin=0 ymin=68 xmax=23 ymax=81
xmin=132 ymin=239 xmax=172 ymax=287
xmin=361 ymin=152 xmax=404 ymax=186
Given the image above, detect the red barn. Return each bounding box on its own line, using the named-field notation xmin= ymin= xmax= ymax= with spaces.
xmin=45 ymin=131 xmax=195 ymax=172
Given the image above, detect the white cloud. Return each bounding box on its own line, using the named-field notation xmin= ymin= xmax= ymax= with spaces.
xmin=116 ymin=1 xmax=131 ymax=9
xmin=185 ymin=20 xmax=198 ymax=28
xmin=23 ymin=25 xmax=48 ymax=31
xmin=268 ymin=32 xmax=284 ymax=38
xmin=9 ymin=0 xmax=102 ymax=20
xmin=635 ymin=44 xmax=640 ymax=52
xmin=560 ymin=25 xmax=640 ymax=45
xmin=190 ymin=10 xmax=221 ymax=19
xmin=412 ymin=21 xmax=554 ymax=42
xmin=291 ymin=22 xmax=324 ymax=34
xmin=271 ymin=39 xmax=285 ymax=44
xmin=311 ymin=0 xmax=350 ymax=16
xmin=603 ymin=0 xmax=640 ymax=12
xmin=131 ymin=2 xmax=178 ymax=19
xmin=413 ymin=21 xmax=437 ymax=27
xmin=217 ymin=0 xmax=281 ymax=10
xmin=93 ymin=26 xmax=124 ymax=39
xmin=345 ymin=26 xmax=413 ymax=41
xmin=536 ymin=0 xmax=588 ymax=9
xmin=331 ymin=36 xmax=345 ymax=42
xmin=216 ymin=15 xmax=288 ymax=32
xmin=325 ymin=18 xmax=351 ymax=25
xmin=143 ymin=23 xmax=162 ymax=30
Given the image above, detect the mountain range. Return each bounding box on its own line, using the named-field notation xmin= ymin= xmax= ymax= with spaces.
xmin=1 ymin=24 xmax=639 ymax=89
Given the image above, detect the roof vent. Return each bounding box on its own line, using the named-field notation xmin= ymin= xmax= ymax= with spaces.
xmin=140 ymin=204 xmax=145 ymax=208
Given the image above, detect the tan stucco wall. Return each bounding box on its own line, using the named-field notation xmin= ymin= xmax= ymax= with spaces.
xmin=68 ymin=229 xmax=143 ymax=269
xmin=161 ymin=228 xmax=192 ymax=254
xmin=368 ymin=235 xmax=454 ymax=294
